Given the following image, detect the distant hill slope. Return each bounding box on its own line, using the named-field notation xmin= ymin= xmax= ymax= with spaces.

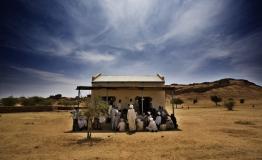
xmin=166 ymin=78 xmax=262 ymax=100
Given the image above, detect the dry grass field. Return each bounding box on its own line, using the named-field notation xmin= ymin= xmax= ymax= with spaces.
xmin=0 ymin=102 xmax=262 ymax=160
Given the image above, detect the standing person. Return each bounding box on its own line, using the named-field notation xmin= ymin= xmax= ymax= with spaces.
xmin=117 ymin=99 xmax=122 ymax=111
xmin=111 ymin=106 xmax=118 ymax=130
xmin=155 ymin=112 xmax=162 ymax=129
xmin=71 ymin=107 xmax=79 ymax=131
xmin=127 ymin=104 xmax=137 ymax=132
xmin=114 ymin=111 xmax=121 ymax=131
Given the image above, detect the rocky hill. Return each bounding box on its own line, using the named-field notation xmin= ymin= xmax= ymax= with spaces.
xmin=166 ymin=78 xmax=262 ymax=104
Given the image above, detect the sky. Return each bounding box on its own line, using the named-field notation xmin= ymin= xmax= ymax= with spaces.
xmin=0 ymin=0 xmax=262 ymax=97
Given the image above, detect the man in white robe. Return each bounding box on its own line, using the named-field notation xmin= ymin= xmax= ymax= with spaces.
xmin=127 ymin=104 xmax=137 ymax=132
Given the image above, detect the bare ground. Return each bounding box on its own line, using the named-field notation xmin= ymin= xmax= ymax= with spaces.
xmin=0 ymin=104 xmax=262 ymax=160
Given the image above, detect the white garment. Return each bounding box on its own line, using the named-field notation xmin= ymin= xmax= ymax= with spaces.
xmin=146 ymin=120 xmax=158 ymax=131
xmin=136 ymin=119 xmax=144 ymax=131
xmin=99 ymin=116 xmax=106 ymax=123
xmin=118 ymin=121 xmax=126 ymax=131
xmin=108 ymin=105 xmax=112 ymax=116
xmin=127 ymin=108 xmax=137 ymax=131
xmin=78 ymin=117 xmax=87 ymax=129
xmin=117 ymin=103 xmax=122 ymax=110
xmin=155 ymin=116 xmax=162 ymax=126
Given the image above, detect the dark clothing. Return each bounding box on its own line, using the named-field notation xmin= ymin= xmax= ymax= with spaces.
xmin=171 ymin=115 xmax=178 ymax=129
xmin=73 ymin=119 xmax=79 ymax=131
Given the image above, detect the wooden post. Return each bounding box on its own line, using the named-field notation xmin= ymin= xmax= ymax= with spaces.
xmin=106 ymin=88 xmax=108 ymax=104
xmin=78 ymin=89 xmax=80 ymax=108
xmin=141 ymin=88 xmax=144 ymax=114
xmin=172 ymin=89 xmax=175 ymax=115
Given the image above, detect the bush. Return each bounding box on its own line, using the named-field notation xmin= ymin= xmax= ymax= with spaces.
xmin=240 ymin=99 xmax=245 ymax=104
xmin=1 ymin=96 xmax=17 ymax=106
xmin=224 ymin=98 xmax=235 ymax=111
xmin=210 ymin=95 xmax=222 ymax=106
xmin=21 ymin=97 xmax=52 ymax=106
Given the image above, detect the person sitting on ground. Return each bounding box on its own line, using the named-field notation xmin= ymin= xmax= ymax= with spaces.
xmin=144 ymin=111 xmax=152 ymax=127
xmin=117 ymin=118 xmax=126 ymax=132
xmin=155 ymin=112 xmax=162 ymax=129
xmin=127 ymin=104 xmax=137 ymax=132
xmin=136 ymin=118 xmax=144 ymax=131
xmin=166 ymin=116 xmax=175 ymax=130
xmin=146 ymin=117 xmax=158 ymax=132
xmin=170 ymin=114 xmax=178 ymax=129
xmin=78 ymin=115 xmax=87 ymax=130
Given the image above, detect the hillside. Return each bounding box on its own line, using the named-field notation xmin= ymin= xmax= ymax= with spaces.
xmin=165 ymin=78 xmax=262 ymax=107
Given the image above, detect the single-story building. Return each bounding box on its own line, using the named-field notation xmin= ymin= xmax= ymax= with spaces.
xmin=76 ymin=73 xmax=175 ymax=114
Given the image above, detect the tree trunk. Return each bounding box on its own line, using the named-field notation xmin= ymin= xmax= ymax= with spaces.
xmin=172 ymin=106 xmax=174 ymax=115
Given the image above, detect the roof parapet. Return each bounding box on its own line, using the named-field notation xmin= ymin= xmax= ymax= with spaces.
xmin=157 ymin=73 xmax=165 ymax=81
xmin=92 ymin=73 xmax=102 ymax=81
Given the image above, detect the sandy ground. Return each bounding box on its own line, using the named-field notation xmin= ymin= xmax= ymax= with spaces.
xmin=0 ymin=104 xmax=262 ymax=160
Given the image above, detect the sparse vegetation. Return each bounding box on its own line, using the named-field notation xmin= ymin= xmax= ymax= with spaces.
xmin=210 ymin=95 xmax=222 ymax=106
xmin=83 ymin=97 xmax=109 ymax=141
xmin=21 ymin=96 xmax=53 ymax=106
xmin=1 ymin=96 xmax=17 ymax=106
xmin=171 ymin=98 xmax=184 ymax=113
xmin=235 ymin=120 xmax=255 ymax=125
xmin=224 ymin=98 xmax=235 ymax=110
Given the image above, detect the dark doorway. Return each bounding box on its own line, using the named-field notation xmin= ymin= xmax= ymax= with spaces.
xmin=101 ymin=96 xmax=116 ymax=105
xmin=135 ymin=96 xmax=152 ymax=114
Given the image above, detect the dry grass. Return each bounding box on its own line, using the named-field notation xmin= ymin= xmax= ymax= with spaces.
xmin=0 ymin=103 xmax=262 ymax=160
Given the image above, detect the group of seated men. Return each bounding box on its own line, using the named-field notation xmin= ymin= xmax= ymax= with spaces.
xmin=71 ymin=102 xmax=178 ymax=132
xmin=109 ymin=104 xmax=178 ymax=132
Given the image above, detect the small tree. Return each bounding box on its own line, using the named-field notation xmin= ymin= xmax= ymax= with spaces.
xmin=210 ymin=95 xmax=222 ymax=106
xmin=171 ymin=98 xmax=184 ymax=114
xmin=1 ymin=96 xmax=17 ymax=106
xmin=83 ymin=97 xmax=108 ymax=141
xmin=240 ymin=99 xmax=245 ymax=104
xmin=224 ymin=98 xmax=235 ymax=111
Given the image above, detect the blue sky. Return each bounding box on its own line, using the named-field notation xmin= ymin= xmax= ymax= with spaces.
xmin=0 ymin=0 xmax=262 ymax=97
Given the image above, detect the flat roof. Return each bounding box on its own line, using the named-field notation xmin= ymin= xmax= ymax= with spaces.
xmin=92 ymin=74 xmax=165 ymax=83
xmin=76 ymin=86 xmax=175 ymax=90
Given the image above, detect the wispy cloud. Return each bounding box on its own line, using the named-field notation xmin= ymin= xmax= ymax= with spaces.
xmin=11 ymin=66 xmax=77 ymax=84
xmin=75 ymin=50 xmax=117 ymax=63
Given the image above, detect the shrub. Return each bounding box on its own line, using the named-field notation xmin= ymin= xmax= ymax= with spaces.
xmin=210 ymin=95 xmax=222 ymax=106
xmin=21 ymin=97 xmax=52 ymax=106
xmin=1 ymin=96 xmax=17 ymax=106
xmin=240 ymin=99 xmax=245 ymax=104
xmin=224 ymin=98 xmax=235 ymax=111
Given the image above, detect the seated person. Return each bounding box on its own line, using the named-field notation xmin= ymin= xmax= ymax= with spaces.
xmin=78 ymin=115 xmax=87 ymax=130
xmin=166 ymin=116 xmax=175 ymax=130
xmin=117 ymin=118 xmax=126 ymax=132
xmin=170 ymin=114 xmax=178 ymax=129
xmin=136 ymin=118 xmax=144 ymax=131
xmin=155 ymin=112 xmax=162 ymax=129
xmin=146 ymin=118 xmax=158 ymax=132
